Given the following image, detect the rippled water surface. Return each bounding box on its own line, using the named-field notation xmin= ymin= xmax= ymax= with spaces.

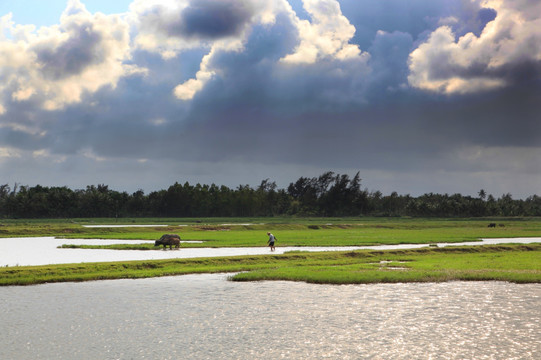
xmin=1 ymin=275 xmax=540 ymax=359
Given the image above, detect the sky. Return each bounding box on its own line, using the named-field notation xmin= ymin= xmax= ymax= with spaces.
xmin=0 ymin=0 xmax=540 ymax=198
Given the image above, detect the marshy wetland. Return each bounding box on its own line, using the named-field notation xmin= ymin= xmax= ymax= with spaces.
xmin=1 ymin=217 xmax=540 ymax=359
xmin=1 ymin=217 xmax=540 ymax=285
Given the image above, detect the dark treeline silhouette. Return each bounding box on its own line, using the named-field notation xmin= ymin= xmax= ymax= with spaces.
xmin=0 ymin=172 xmax=540 ymax=218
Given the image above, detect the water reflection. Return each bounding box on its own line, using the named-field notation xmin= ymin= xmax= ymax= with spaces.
xmin=1 ymin=275 xmax=539 ymax=359
xmin=1 ymin=237 xmax=540 ymax=267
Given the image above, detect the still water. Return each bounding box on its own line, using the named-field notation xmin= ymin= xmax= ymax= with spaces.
xmin=1 ymin=274 xmax=540 ymax=359
xmin=1 ymin=237 xmax=540 ymax=267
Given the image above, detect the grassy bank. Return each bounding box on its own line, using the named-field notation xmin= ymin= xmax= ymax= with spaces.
xmin=1 ymin=244 xmax=540 ymax=286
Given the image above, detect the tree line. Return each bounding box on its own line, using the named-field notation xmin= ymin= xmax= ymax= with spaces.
xmin=0 ymin=172 xmax=539 ymax=218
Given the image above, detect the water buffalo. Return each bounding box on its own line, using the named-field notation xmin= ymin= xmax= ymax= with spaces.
xmin=488 ymin=223 xmax=496 ymax=228
xmin=154 ymin=234 xmax=181 ymax=249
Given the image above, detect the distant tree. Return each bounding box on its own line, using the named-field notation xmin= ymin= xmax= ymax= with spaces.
xmin=525 ymin=195 xmax=541 ymax=216
xmin=478 ymin=189 xmax=487 ymax=201
xmin=1 ymin=171 xmax=539 ymax=218
xmin=287 ymin=177 xmax=318 ymax=215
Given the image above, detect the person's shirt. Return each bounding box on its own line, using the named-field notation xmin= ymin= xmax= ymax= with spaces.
xmin=268 ymin=234 xmax=275 ymax=242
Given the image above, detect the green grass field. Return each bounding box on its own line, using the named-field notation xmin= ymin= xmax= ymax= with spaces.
xmin=1 ymin=244 xmax=539 ymax=286
xmin=0 ymin=217 xmax=539 ymax=286
xmin=2 ymin=217 xmax=539 ymax=248
xmin=232 ymin=244 xmax=541 ymax=284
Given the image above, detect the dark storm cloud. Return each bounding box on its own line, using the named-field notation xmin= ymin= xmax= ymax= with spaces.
xmin=33 ymin=21 xmax=104 ymax=79
xmin=477 ymin=7 xmax=497 ymax=28
xmin=339 ymin=0 xmax=487 ymax=48
xmin=139 ymin=0 xmax=255 ymax=41
xmin=176 ymin=0 xmax=255 ymax=39
xmin=45 ymin=75 xmax=187 ymax=157
xmin=365 ymin=30 xmax=414 ymax=99
xmin=418 ymin=82 xmax=541 ymax=148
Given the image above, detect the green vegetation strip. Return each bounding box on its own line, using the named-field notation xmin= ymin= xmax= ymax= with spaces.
xmin=4 ymin=217 xmax=540 ymax=249
xmin=1 ymin=244 xmax=540 ymax=286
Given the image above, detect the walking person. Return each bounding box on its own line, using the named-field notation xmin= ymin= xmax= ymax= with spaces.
xmin=267 ymin=232 xmax=276 ymax=251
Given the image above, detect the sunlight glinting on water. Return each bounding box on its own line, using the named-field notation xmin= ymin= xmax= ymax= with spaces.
xmin=1 ymin=275 xmax=539 ymax=359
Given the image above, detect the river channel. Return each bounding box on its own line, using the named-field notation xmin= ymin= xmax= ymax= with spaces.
xmin=1 ymin=274 xmax=540 ymax=359
xmin=1 ymin=236 xmax=540 ymax=267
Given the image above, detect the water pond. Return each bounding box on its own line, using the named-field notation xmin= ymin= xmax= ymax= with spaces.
xmin=1 ymin=274 xmax=539 ymax=359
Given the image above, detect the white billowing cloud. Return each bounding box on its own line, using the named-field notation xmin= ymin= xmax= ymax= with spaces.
xmin=280 ymin=0 xmax=364 ymax=64
xmin=173 ymin=51 xmax=215 ymax=100
xmin=0 ymin=0 xmax=137 ymax=112
xmin=408 ymin=25 xmax=507 ymax=94
xmin=408 ymin=0 xmax=541 ymax=94
xmin=169 ymin=0 xmax=369 ymax=100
